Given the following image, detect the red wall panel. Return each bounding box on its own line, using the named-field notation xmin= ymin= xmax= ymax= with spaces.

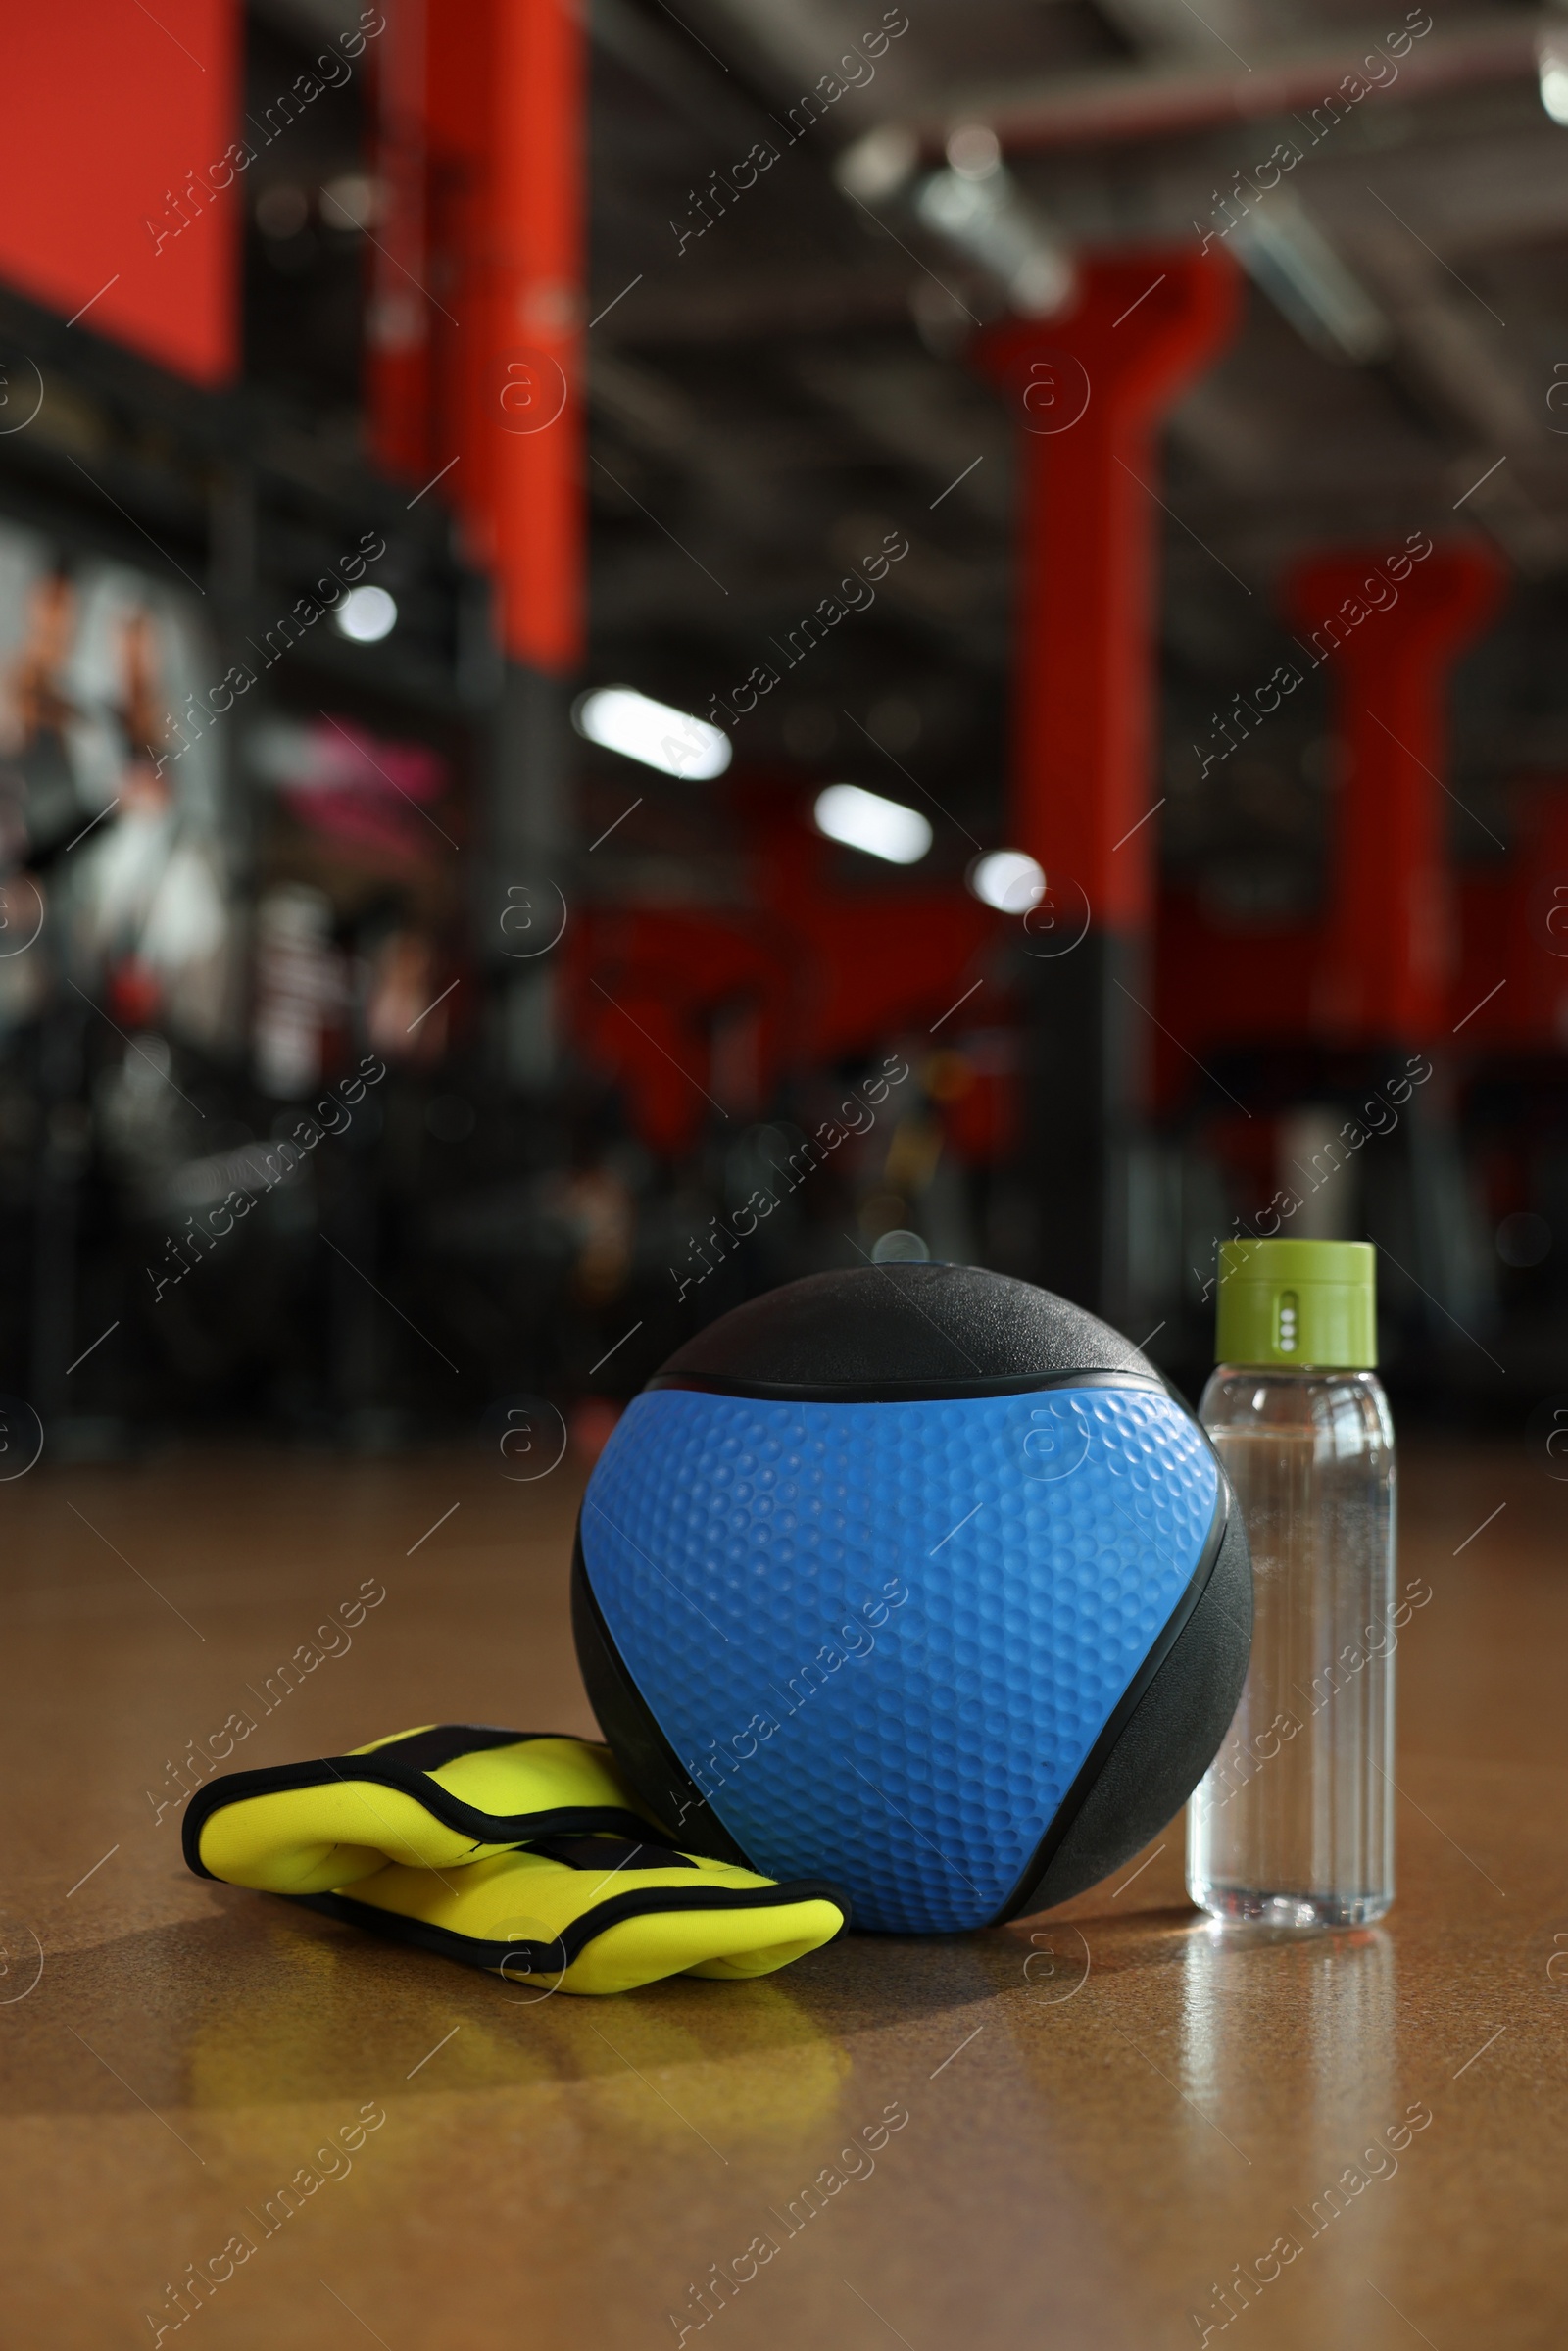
xmin=0 ymin=1 xmax=240 ymax=384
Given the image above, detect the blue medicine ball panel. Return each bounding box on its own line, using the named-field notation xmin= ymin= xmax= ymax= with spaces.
xmin=580 ymin=1384 xmax=1219 ymax=1934
xmin=573 ymin=1263 xmax=1251 ymax=1936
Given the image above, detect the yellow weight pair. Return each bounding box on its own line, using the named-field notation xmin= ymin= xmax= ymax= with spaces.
xmin=184 ymin=1723 xmax=847 ymax=1996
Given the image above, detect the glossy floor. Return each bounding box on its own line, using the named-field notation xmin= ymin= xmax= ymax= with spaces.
xmin=2 ymin=1438 xmax=1563 ymax=2348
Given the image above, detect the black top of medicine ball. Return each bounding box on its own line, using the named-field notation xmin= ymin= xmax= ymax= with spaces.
xmin=648 ymin=1263 xmax=1163 ymax=1401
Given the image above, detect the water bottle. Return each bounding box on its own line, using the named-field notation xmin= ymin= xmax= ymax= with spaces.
xmin=1187 ymin=1240 xmax=1396 ymax=1928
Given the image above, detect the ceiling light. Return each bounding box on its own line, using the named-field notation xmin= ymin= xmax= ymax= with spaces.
xmin=321 ymin=172 xmax=378 ymax=229
xmin=969 ymin=849 xmax=1045 ymax=912
xmin=946 ymin=123 xmax=1001 ymax=181
xmin=334 ymin=585 xmax=398 ymax=643
xmin=573 ymin=687 xmax=732 ymax=779
xmin=914 ymin=168 xmax=1074 ymax=318
xmin=1230 ymin=194 xmax=1392 ymax=365
xmin=833 ymin=125 xmax=919 ymax=204
xmin=814 ymin=783 xmax=932 ymax=865
xmin=1541 ymin=33 xmax=1568 ymax=123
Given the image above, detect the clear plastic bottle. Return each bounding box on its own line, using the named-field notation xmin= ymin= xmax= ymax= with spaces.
xmin=1187 ymin=1241 xmax=1396 ymax=1929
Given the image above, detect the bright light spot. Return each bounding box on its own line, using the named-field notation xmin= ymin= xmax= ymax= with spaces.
xmin=1012 ymin=247 xmax=1076 ymax=317
xmin=322 ymin=172 xmax=378 ymax=229
xmin=970 ymin=848 xmax=1045 ymax=912
xmin=335 ymin=585 xmax=398 ymax=643
xmin=814 ymin=783 xmax=932 ymax=865
xmin=834 ymin=125 xmax=919 ymax=203
xmin=947 ymin=123 xmax=1001 ymax=181
xmin=1542 ymin=42 xmax=1568 ymax=124
xmin=573 ymin=687 xmax=732 ymax=779
xmin=917 ymin=170 xmax=990 ymax=237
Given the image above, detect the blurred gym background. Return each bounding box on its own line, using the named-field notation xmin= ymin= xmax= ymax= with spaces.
xmin=0 ymin=0 xmax=1560 ymax=1458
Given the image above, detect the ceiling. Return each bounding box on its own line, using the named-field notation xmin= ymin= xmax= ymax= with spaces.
xmin=581 ymin=0 xmax=1568 ymax=893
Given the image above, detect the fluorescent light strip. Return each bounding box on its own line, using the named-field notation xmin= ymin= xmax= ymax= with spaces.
xmin=574 ymin=687 xmax=731 ymax=780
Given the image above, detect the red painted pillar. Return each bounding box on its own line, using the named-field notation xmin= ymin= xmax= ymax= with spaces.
xmin=479 ymin=0 xmax=584 ymax=1085
xmin=386 ymin=0 xmax=585 ymax=671
xmin=485 ymin=0 xmax=585 ymax=676
xmin=972 ymin=253 xmax=1238 ymax=1314
xmin=976 ymin=256 xmax=1238 ymax=927
xmin=1283 ymin=541 xmax=1504 ymax=1044
xmin=1284 ymin=538 xmax=1504 ymax=1351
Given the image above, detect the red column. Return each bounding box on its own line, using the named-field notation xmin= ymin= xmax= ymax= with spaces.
xmin=373 ymin=0 xmax=585 ymax=675
xmin=969 ymin=254 xmax=1237 ymax=1316
xmin=1284 ymin=541 xmax=1504 ymax=1043
xmin=974 ymin=254 xmax=1239 ymax=929
xmin=485 ymin=0 xmax=585 ymax=674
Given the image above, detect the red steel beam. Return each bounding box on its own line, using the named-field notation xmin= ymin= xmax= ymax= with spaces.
xmin=902 ymin=14 xmax=1531 ymax=156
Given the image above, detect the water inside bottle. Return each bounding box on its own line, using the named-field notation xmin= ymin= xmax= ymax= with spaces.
xmin=1187 ymin=1368 xmax=1396 ymax=1929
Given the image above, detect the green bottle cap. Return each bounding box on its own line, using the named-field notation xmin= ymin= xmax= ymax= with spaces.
xmin=1214 ymin=1239 xmax=1377 ymax=1369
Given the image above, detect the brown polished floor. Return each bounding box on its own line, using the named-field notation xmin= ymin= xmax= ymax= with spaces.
xmin=2 ymin=1434 xmax=1564 ymax=2349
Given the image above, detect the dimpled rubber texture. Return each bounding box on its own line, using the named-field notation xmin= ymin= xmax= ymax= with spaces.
xmin=579 ymin=1384 xmax=1219 ymax=1934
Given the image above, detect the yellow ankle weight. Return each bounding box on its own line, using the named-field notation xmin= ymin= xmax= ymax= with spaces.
xmin=184 ymin=1724 xmax=848 ymax=1995
xmin=183 ymin=1723 xmax=655 ymax=1892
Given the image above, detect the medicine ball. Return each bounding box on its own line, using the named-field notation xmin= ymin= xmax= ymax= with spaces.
xmin=572 ymin=1264 xmax=1250 ymax=1934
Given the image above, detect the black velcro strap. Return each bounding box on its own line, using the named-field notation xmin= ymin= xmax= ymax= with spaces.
xmin=518 ymin=1835 xmax=699 ymax=1872
xmin=367 ymin=1725 xmax=527 ymax=1773
xmin=289 ymin=1876 xmax=851 ymax=1979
